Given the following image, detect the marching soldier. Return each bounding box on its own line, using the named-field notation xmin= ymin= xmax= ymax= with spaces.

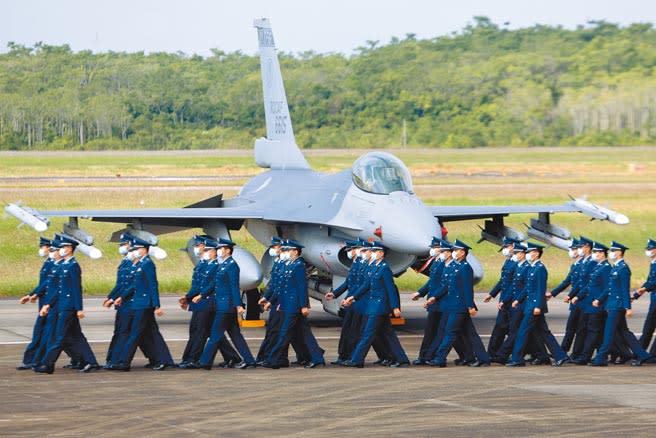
xmin=570 ymin=241 xmax=611 ymax=364
xmin=342 ymin=242 xmax=406 ymax=367
xmin=195 ymin=238 xmax=256 ymax=369
xmin=263 ymin=240 xmax=325 ymax=368
xmin=112 ymin=236 xmax=172 ymax=371
xmin=325 ymin=239 xmax=366 ymax=365
xmin=178 ymin=235 xmax=241 ymax=369
xmin=16 ymin=237 xmax=54 ymax=370
xmin=412 ymin=237 xmax=446 ymax=365
xmin=632 ymin=238 xmax=656 ymax=352
xmin=34 ymin=236 xmax=99 ymax=374
xmin=590 ymin=241 xmax=650 ymax=366
xmin=547 ymin=238 xmax=582 ymax=353
xmin=483 ymin=237 xmax=519 ymax=358
xmin=568 ymin=236 xmax=597 ymax=361
xmin=506 ymin=242 xmax=570 ymax=367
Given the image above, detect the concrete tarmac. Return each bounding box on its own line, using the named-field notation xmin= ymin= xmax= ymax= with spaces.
xmin=1 ymin=294 xmax=656 ymax=437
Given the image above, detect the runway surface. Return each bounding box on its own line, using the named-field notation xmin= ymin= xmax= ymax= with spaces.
xmin=2 ymin=294 xmax=656 ymax=436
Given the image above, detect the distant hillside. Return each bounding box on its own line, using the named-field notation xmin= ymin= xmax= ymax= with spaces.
xmin=1 ymin=17 xmax=655 ymax=150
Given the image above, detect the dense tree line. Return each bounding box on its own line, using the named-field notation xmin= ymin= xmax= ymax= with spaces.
xmin=1 ymin=17 xmax=656 ymax=150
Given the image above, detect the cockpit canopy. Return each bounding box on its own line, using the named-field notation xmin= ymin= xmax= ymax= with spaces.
xmin=351 ymin=152 xmax=414 ymax=195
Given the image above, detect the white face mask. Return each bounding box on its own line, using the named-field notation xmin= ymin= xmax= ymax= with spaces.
xmin=608 ymin=252 xmax=618 ymax=261
xmin=501 ymin=247 xmax=511 ymax=257
xmin=359 ymin=251 xmax=368 ymax=259
xmin=370 ymin=252 xmax=378 ymax=262
xmin=346 ymin=250 xmax=354 ymax=260
xmin=429 ymin=248 xmax=438 ymax=257
xmin=577 ymin=248 xmax=585 ymax=257
xmin=126 ymin=251 xmax=135 ymax=261
xmin=268 ymin=248 xmax=279 ymax=257
xmin=438 ymin=253 xmax=447 ymax=261
xmin=279 ymin=252 xmax=289 ymax=261
xmin=202 ymin=251 xmax=211 ymax=260
xmin=38 ymin=248 xmax=47 ymax=257
xmin=133 ymin=250 xmax=143 ymax=260
xmin=591 ymin=252 xmax=601 ymax=262
xmin=194 ymin=247 xmax=203 ymax=257
xmin=119 ymin=245 xmax=129 ymax=255
xmin=58 ymin=248 xmax=68 ymax=257
xmin=646 ymin=250 xmax=654 ymax=258
xmin=48 ymin=251 xmax=56 ymax=259
xmin=525 ymin=253 xmax=534 ymax=262
xmin=511 ymin=254 xmax=518 ymax=262
xmin=568 ymin=249 xmax=576 ymax=258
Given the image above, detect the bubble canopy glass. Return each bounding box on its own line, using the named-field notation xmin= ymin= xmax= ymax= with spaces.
xmin=351 ymin=152 xmax=414 ymax=195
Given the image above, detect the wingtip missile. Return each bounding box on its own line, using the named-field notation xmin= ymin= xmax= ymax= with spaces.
xmin=568 ymin=197 xmax=630 ymax=225
xmin=4 ymin=203 xmax=49 ymax=232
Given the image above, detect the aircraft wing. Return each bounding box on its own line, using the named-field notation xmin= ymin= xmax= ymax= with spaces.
xmin=430 ymin=204 xmax=579 ymax=222
xmin=428 ymin=197 xmax=628 ymax=250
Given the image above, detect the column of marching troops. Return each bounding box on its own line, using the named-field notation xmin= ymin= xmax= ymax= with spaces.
xmin=14 ymin=229 xmax=656 ymax=373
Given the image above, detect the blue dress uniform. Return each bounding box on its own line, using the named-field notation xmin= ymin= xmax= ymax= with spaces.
xmin=20 ymin=240 xmax=55 ymax=368
xmin=116 ymin=242 xmax=172 ymax=370
xmin=106 ymin=256 xmax=139 ymax=366
xmin=591 ymin=244 xmax=649 ymax=365
xmin=265 ymin=241 xmax=324 ymax=368
xmin=347 ymin=253 xmax=406 ymax=367
xmin=550 ymin=254 xmax=582 ymax=352
xmin=573 ymin=245 xmax=611 ymax=364
xmin=331 ymin=241 xmax=367 ymax=364
xmin=487 ymin=256 xmax=517 ymax=357
xmin=198 ymin=247 xmax=256 ymax=369
xmin=256 ymin=256 xmax=286 ymax=364
xmin=508 ymin=248 xmax=569 ymax=366
xmin=493 ymin=254 xmax=530 ymax=362
xmin=428 ymin=243 xmax=476 ymax=367
xmin=416 ymin=256 xmax=445 ymax=363
xmin=38 ymin=245 xmax=98 ymax=373
xmin=181 ymin=257 xmax=241 ymax=367
xmin=634 ymin=239 xmax=656 ymax=350
xmin=569 ymin=238 xmax=598 ymax=359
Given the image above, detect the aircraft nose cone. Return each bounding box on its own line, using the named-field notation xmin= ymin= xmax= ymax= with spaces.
xmin=377 ymin=194 xmax=439 ymax=255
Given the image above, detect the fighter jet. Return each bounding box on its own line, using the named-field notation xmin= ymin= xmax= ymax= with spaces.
xmin=5 ymin=18 xmax=629 ymax=316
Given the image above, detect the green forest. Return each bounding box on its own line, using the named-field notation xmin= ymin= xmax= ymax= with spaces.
xmin=1 ymin=17 xmax=656 ymax=150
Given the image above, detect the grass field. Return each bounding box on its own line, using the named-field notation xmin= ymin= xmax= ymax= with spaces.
xmin=1 ymin=146 xmax=654 ymax=296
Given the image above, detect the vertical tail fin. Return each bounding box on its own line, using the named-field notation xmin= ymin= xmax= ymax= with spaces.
xmin=253 ymin=18 xmax=310 ymax=170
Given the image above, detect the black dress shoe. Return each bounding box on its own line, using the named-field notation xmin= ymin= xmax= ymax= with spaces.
xmin=34 ymin=364 xmax=54 ymax=374
xmin=305 ymin=361 xmax=326 ymax=369
xmin=614 ymin=357 xmax=628 ymax=365
xmin=152 ymin=364 xmax=169 ymax=371
xmin=16 ymin=363 xmax=32 ymax=370
xmin=217 ymin=359 xmax=239 ymax=368
xmin=372 ymin=359 xmax=384 ymax=365
xmin=378 ymin=359 xmax=391 ymax=367
xmin=491 ymin=357 xmax=506 ymax=365
xmin=81 ymin=363 xmax=101 ymax=373
xmin=588 ymin=361 xmax=608 ymax=367
xmin=389 ymin=361 xmax=410 ymax=368
xmin=427 ymin=360 xmax=446 ymax=368
xmin=531 ymin=358 xmax=551 ymax=365
xmin=144 ymin=363 xmax=155 ymax=369
xmin=330 ymin=359 xmax=343 ymax=365
xmin=631 ymin=359 xmax=644 ymax=367
xmin=553 ymin=357 xmax=571 ymax=367
xmin=469 ymin=360 xmax=490 ymax=367
xmin=110 ymin=363 xmax=130 ymax=371
xmin=412 ymin=359 xmax=427 ymax=366
xmin=261 ymin=361 xmax=280 ymax=369
xmin=291 ymin=360 xmax=308 ymax=366
xmin=255 ymin=360 xmax=265 ymax=366
xmin=62 ymin=362 xmax=75 ymax=369
xmin=178 ymin=362 xmax=196 ymax=369
xmin=505 ymin=361 xmax=525 ymax=367
xmin=237 ymin=362 xmax=257 ymax=369
xmin=342 ymin=360 xmax=364 ymax=368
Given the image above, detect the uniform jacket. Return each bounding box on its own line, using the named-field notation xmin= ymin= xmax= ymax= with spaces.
xmin=203 ymin=257 xmax=241 ymax=313
xmin=517 ymin=260 xmax=548 ymax=315
xmin=598 ymin=259 xmax=631 ymax=311
xmin=430 ymin=259 xmax=475 ymax=313
xmin=351 ymin=260 xmax=400 ymax=316
xmin=577 ymin=259 xmax=611 ymax=314
xmin=121 ymin=256 xmax=160 ymax=310
xmin=46 ymin=257 xmax=83 ymax=311
xmin=417 ymin=258 xmax=445 ymax=313
xmin=551 ymin=260 xmax=580 ymax=297
xmin=508 ymin=261 xmax=530 ymax=309
xmin=29 ymin=258 xmax=55 ymax=308
xmin=489 ymin=258 xmax=516 ymax=303
xmin=333 ymin=258 xmax=364 ymax=299
xmin=274 ymin=257 xmax=309 ymax=313
xmin=642 ymin=261 xmax=656 ymax=303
